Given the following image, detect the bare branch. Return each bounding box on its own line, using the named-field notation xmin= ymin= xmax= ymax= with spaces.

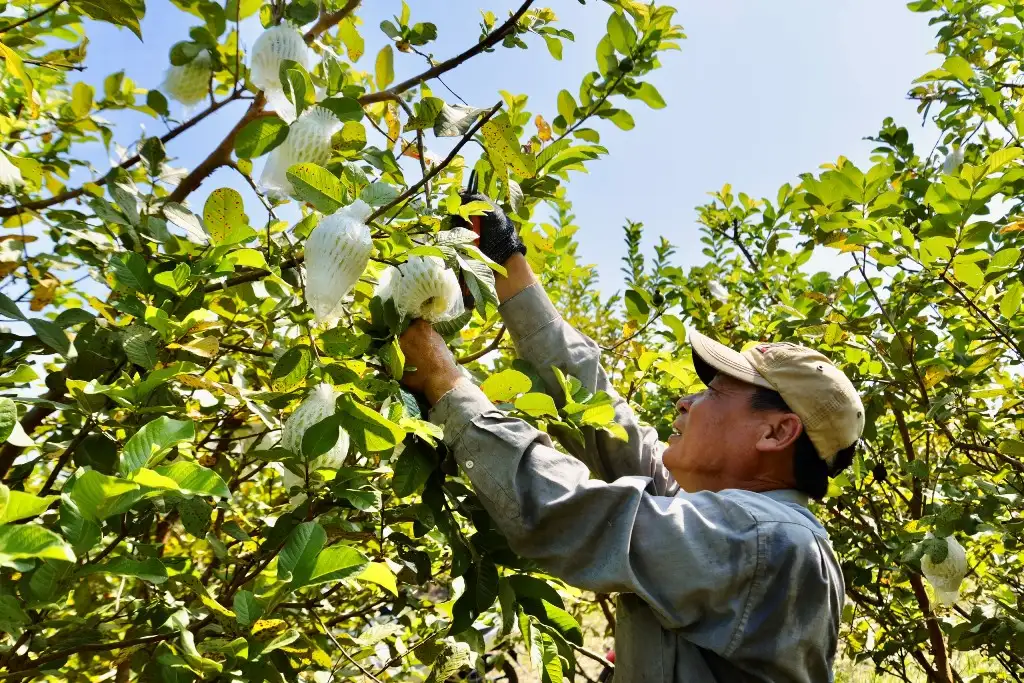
xmin=358 ymin=1 xmax=534 ymax=105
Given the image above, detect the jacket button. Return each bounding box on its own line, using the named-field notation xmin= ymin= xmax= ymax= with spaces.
xmin=465 ymin=460 xmax=475 ymax=469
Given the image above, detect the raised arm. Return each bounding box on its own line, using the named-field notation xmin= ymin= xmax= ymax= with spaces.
xmin=495 ymin=254 xmax=677 ymax=494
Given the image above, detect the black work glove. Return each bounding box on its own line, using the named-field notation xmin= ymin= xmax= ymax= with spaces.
xmin=453 ymin=191 xmax=527 ymax=266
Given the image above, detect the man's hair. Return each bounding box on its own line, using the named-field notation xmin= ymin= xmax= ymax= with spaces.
xmin=749 ymin=387 xmax=856 ymax=500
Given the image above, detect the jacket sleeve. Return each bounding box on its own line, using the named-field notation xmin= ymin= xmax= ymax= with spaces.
xmin=498 ymin=283 xmax=677 ymax=496
xmin=430 ymin=380 xmax=760 ymax=638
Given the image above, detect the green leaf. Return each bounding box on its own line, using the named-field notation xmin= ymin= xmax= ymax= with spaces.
xmin=405 ymin=97 xmax=445 ymax=131
xmin=72 ymin=0 xmax=145 ymax=40
xmin=0 ymin=398 xmax=15 ymax=444
xmin=59 ymin=499 xmax=101 ymax=554
xmin=508 ymin=574 xmax=565 ymax=609
xmin=122 ymin=325 xmax=158 ymax=370
xmin=359 ymin=181 xmax=400 ymax=207
xmin=0 ymin=525 xmax=75 ymax=568
xmin=0 ymin=488 xmax=58 ymax=524
xmin=536 ymin=599 xmax=583 ymax=645
xmin=233 ymin=590 xmax=263 ymax=627
xmin=0 ymin=292 xmax=25 ymax=320
xmin=1001 ymin=281 xmax=1023 ymax=318
xmin=339 ymin=121 xmax=366 ymax=151
xmin=77 ymin=556 xmax=168 ymax=584
xmin=376 ymin=45 xmax=394 ymax=90
xmin=234 ymin=115 xmax=289 ymax=159
xmin=286 ymin=163 xmax=345 ymax=214
xmin=481 ymin=369 xmax=532 ymax=403
xmin=318 ymin=96 xmax=364 ymax=123
xmin=146 ymin=89 xmax=168 ymax=116
xmin=608 ymin=109 xmax=635 ymax=131
xmin=279 ymin=59 xmax=315 ymax=117
xmin=121 ymin=416 xmax=196 ymax=475
xmin=177 ymin=496 xmax=212 ymax=536
xmin=942 ymin=55 xmax=974 ymax=83
xmin=434 ymin=103 xmax=486 ymax=137
xmin=557 ymin=90 xmax=576 ymax=126
xmin=953 ymin=260 xmax=984 ymax=289
xmin=988 ymin=247 xmax=1020 ymax=271
xmin=270 ymin=345 xmax=311 ymax=393
xmin=631 ymin=82 xmax=666 ymax=109
xmin=153 ymin=461 xmax=230 ymax=498
xmin=301 ymin=413 xmax=342 ymax=461
xmin=203 ymin=188 xmax=247 ymax=244
xmin=998 ymin=439 xmax=1024 ymax=457
xmin=71 ymin=82 xmax=94 ymax=118
xmin=482 ymin=115 xmax=536 ymax=178
xmin=278 ymin=521 xmax=326 ymax=583
xmin=0 ymin=364 xmax=37 ymax=385
xmin=336 ymin=394 xmax=405 ymax=453
xmin=427 ymin=641 xmax=471 ymax=682
xmin=624 ymin=288 xmax=650 ymax=323
xmin=515 ymin=392 xmax=559 ymax=418
xmin=29 ymin=319 xmax=70 ymax=357
xmin=391 ymin=439 xmax=436 ymax=497
xmin=304 ymin=544 xmax=367 ymax=586
xmin=607 ymin=12 xmax=636 ymax=53
xmin=154 ymin=263 xmax=191 ymax=293
xmin=544 ymin=35 xmax=563 ymax=60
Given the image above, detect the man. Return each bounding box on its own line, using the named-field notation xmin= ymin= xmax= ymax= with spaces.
xmin=399 ymin=197 xmax=865 ymax=682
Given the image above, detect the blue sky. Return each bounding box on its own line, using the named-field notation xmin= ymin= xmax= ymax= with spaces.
xmin=74 ymin=0 xmax=941 ymax=294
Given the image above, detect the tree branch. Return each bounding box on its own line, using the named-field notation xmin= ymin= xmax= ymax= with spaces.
xmin=0 ymin=0 xmax=66 ymax=34
xmin=166 ymin=94 xmax=266 ymax=203
xmin=358 ymin=0 xmax=534 ymax=105
xmin=39 ymin=415 xmax=95 ymax=495
xmin=908 ymin=573 xmax=954 ymax=683
xmin=0 ymin=385 xmax=67 ymax=479
xmin=939 ymin=272 xmax=1024 ymax=363
xmin=303 ymin=0 xmax=361 ymax=42
xmin=457 ymin=325 xmax=505 ymax=364
xmin=0 ymin=92 xmax=245 ymax=218
xmin=204 ymin=102 xmax=504 ymax=293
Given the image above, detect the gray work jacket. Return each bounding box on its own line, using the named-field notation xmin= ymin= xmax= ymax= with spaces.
xmin=430 ymin=284 xmax=845 ymax=682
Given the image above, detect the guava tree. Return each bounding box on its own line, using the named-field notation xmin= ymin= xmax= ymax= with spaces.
xmin=0 ymin=0 xmax=681 ymax=680
xmin=542 ymin=1 xmax=1024 ymax=680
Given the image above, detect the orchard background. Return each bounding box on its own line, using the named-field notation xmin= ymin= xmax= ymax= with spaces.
xmin=0 ymin=0 xmax=1021 ymax=681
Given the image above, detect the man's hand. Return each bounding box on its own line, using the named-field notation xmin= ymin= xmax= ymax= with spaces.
xmin=399 ymin=320 xmax=465 ymax=405
xmin=455 ymin=192 xmax=527 ymax=265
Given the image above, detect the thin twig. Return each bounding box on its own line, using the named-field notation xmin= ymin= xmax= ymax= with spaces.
xmin=220 ymin=342 xmax=274 ymax=358
xmin=313 ymin=611 xmax=384 ymax=683
xmin=0 ymin=0 xmax=66 ymax=34
xmin=39 ymin=415 xmax=95 ymax=495
xmin=457 ymin=325 xmax=506 ymax=364
xmin=359 ymin=1 xmax=534 ymax=105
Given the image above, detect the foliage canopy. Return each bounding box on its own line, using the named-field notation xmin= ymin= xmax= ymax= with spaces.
xmin=0 ymin=0 xmax=1021 ymax=682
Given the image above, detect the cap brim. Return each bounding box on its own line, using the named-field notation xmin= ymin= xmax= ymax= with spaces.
xmin=688 ymin=328 xmax=774 ymax=390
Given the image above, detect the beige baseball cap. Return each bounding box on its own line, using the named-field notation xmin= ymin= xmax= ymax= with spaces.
xmin=687 ymin=329 xmax=865 ymax=469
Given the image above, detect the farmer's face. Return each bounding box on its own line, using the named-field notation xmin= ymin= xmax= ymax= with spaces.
xmin=662 ymin=373 xmax=768 ymax=493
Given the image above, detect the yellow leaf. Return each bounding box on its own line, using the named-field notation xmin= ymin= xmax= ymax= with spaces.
xmin=29 ymin=276 xmax=59 ymax=312
xmin=356 ymin=562 xmax=398 ymax=596
xmin=384 ymin=101 xmax=400 ymax=151
xmin=534 ymin=114 xmax=552 ymax=142
xmin=0 ymin=41 xmax=37 ymax=117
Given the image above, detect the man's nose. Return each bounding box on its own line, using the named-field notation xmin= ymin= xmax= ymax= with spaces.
xmin=676 ymin=393 xmax=697 ymax=414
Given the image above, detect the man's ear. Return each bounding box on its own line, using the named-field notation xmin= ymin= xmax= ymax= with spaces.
xmin=755 ymin=413 xmax=804 ymax=453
